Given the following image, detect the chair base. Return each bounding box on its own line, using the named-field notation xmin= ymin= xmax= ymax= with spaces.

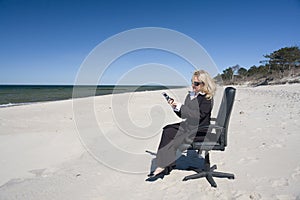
xmin=182 ymin=151 xmax=234 ymax=187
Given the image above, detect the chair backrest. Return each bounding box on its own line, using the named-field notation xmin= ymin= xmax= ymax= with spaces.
xmin=215 ymin=87 xmax=236 ymax=147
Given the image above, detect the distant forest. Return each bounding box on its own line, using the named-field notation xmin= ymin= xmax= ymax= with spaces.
xmin=215 ymin=46 xmax=300 ymax=86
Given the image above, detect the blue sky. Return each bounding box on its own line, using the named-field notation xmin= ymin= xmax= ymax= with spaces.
xmin=0 ymin=0 xmax=299 ymax=85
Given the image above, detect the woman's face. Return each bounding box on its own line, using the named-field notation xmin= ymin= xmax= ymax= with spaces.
xmin=191 ymin=76 xmax=204 ymax=93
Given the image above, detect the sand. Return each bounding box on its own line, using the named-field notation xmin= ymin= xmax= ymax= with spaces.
xmin=0 ymin=84 xmax=299 ymax=200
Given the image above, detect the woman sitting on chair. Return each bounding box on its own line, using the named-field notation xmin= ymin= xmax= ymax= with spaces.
xmin=147 ymin=69 xmax=216 ymax=181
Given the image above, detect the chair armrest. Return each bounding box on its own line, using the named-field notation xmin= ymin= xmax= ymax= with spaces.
xmin=209 ymin=124 xmax=224 ymax=130
xmin=186 ymin=124 xmax=224 ymax=142
xmin=194 ymin=124 xmax=224 ymax=132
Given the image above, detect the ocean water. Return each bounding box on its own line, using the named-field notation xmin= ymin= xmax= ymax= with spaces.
xmin=0 ymin=85 xmax=184 ymax=107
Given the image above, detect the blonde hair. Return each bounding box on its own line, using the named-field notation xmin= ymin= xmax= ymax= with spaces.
xmin=193 ymin=70 xmax=216 ymax=100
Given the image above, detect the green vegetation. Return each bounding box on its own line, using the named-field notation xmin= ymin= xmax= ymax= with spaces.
xmin=216 ymin=46 xmax=300 ymax=86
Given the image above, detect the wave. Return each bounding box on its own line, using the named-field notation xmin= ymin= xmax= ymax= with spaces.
xmin=0 ymin=102 xmax=34 ymax=108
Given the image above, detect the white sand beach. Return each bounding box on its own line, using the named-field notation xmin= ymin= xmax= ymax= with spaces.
xmin=0 ymin=84 xmax=300 ymax=200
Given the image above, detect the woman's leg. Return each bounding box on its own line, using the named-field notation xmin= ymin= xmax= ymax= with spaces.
xmin=157 ymin=123 xmax=179 ymax=149
xmin=156 ymin=123 xmax=181 ymax=169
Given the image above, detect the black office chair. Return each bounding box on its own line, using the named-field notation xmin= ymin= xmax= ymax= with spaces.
xmin=180 ymin=87 xmax=236 ymax=187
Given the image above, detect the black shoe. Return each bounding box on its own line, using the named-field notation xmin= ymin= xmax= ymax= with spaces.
xmin=147 ymin=172 xmax=154 ymax=177
xmin=145 ymin=170 xmax=166 ymax=182
xmin=147 ymin=164 xmax=175 ymax=177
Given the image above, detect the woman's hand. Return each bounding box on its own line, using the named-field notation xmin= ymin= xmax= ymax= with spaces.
xmin=169 ymin=101 xmax=177 ymax=109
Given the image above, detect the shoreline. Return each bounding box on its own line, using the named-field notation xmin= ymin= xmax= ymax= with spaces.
xmin=0 ymin=85 xmax=186 ymax=108
xmin=2 ymin=82 xmax=299 ymax=109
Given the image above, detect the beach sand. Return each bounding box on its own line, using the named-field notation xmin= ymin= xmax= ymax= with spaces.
xmin=0 ymin=84 xmax=299 ymax=200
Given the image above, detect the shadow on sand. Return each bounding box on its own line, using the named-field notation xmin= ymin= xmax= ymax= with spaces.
xmin=146 ymin=150 xmax=204 ymax=175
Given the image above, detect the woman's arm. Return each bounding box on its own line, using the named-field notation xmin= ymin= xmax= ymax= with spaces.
xmin=175 ymin=95 xmax=212 ymax=121
xmin=178 ymin=100 xmax=201 ymax=120
xmin=173 ymin=94 xmax=199 ymax=119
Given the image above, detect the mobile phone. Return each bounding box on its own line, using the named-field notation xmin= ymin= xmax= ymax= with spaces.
xmin=162 ymin=92 xmax=174 ymax=104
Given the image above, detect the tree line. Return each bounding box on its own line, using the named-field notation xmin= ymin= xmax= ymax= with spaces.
xmin=216 ymin=46 xmax=300 ymax=85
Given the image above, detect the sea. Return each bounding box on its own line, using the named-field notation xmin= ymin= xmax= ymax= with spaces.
xmin=0 ymin=85 xmax=184 ymax=108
